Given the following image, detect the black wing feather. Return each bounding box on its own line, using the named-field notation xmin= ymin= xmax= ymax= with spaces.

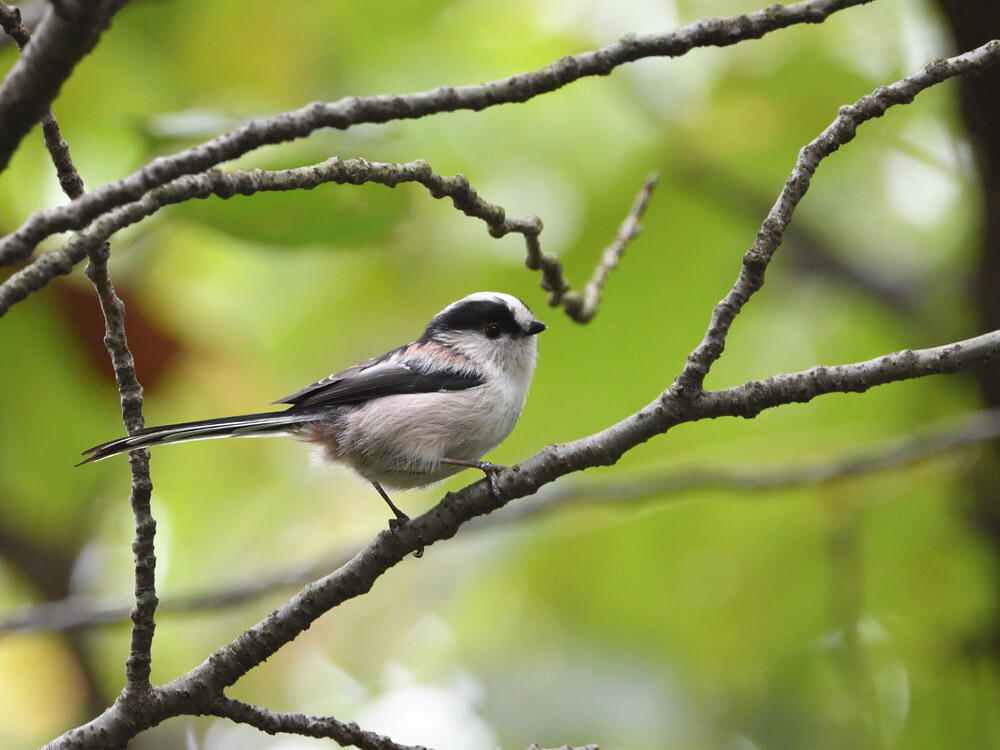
xmin=275 ymin=346 xmax=484 ymax=408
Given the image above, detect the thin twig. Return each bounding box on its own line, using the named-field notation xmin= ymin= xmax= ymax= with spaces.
xmin=563 ymin=172 xmax=658 ymax=322
xmin=0 ymin=2 xmax=30 ymax=46
xmin=28 ymin=12 xmax=1000 ymax=750
xmin=203 ymin=697 xmax=429 ymax=750
xmin=0 ymin=548 xmax=353 ymax=634
xmin=84 ymin=244 xmax=158 ymax=695
xmin=2 ymin=0 xmax=160 ymax=695
xmin=0 ymin=1 xmax=45 ymax=50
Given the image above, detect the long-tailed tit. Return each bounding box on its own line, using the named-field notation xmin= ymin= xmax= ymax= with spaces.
xmin=79 ymin=292 xmax=546 ymax=525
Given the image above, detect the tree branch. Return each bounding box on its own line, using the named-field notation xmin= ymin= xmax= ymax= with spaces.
xmin=0 ymin=0 xmax=130 ymax=172
xmin=0 ymin=1 xmax=46 ymax=50
xmin=0 ymin=0 xmax=872 ymax=265
xmin=0 ymin=158 xmax=644 ymax=321
xmin=202 ymin=697 xmax=428 ymax=750
xmin=41 ymin=324 xmax=1000 ymax=749
xmin=512 ymin=406 xmax=1000 ymax=516
xmin=563 ymin=172 xmax=658 ymax=322
xmin=3 ymin=0 xmax=161 ymax=698
xmin=6 ymin=406 xmax=1000 ymax=636
xmin=28 ymin=30 xmax=1000 ymax=746
xmin=675 ymin=38 xmax=1000 ymax=394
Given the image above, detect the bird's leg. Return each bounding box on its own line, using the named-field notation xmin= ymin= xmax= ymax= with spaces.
xmin=372 ymin=480 xmax=410 ymax=528
xmin=439 ymin=457 xmax=506 ymax=498
xmin=372 ymin=481 xmax=422 ymax=557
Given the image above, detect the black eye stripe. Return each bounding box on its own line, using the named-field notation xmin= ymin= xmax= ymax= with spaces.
xmin=423 ymin=299 xmax=525 ymax=338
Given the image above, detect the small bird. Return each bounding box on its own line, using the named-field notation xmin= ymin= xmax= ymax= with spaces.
xmin=79 ymin=292 xmax=546 ymax=526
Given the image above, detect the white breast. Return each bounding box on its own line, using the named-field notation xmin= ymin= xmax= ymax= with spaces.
xmin=335 ymin=378 xmax=529 ymax=490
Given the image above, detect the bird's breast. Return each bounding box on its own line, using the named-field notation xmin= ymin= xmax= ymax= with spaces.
xmin=320 ymin=384 xmax=526 ymax=489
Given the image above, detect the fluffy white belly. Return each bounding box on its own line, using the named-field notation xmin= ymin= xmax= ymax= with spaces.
xmin=306 ymin=385 xmax=524 ymax=490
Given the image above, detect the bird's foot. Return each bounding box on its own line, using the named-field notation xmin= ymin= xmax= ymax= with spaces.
xmin=387 ymin=514 xmax=423 ymax=558
xmin=387 ymin=513 xmax=409 ymax=531
xmin=478 ymin=462 xmax=506 ymax=498
xmin=438 ymin=457 xmax=507 ymax=498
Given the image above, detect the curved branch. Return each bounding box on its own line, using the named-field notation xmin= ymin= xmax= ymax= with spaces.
xmin=0 ymin=158 xmax=647 ymax=320
xmin=36 ymin=34 xmax=1000 ymax=748
xmin=0 ymin=0 xmax=872 ymax=264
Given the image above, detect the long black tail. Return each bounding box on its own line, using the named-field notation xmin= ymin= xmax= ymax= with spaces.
xmin=77 ymin=411 xmax=325 ymax=466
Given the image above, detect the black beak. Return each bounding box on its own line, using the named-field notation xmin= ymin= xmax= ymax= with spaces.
xmin=526 ymin=320 xmax=546 ymax=335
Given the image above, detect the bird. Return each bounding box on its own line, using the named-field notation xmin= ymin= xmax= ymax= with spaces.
xmin=79 ymin=292 xmax=546 ymax=526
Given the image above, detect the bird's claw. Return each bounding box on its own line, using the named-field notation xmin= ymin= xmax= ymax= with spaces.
xmin=387 ymin=514 xmax=423 ymax=558
xmin=479 ymin=462 xmax=506 ymax=498
xmin=387 ymin=514 xmax=409 ymax=531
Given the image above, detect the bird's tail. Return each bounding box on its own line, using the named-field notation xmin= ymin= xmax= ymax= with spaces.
xmin=77 ymin=411 xmax=324 ymax=466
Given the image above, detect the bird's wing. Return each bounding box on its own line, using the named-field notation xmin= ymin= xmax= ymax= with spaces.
xmin=274 ymin=345 xmax=484 ymax=408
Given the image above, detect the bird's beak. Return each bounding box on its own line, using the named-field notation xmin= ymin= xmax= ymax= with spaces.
xmin=527 ymin=320 xmax=546 ymax=335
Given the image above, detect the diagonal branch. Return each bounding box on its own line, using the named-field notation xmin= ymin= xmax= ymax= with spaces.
xmin=512 ymin=406 xmax=1000 ymax=516
xmin=203 ymin=697 xmax=427 ymax=750
xmin=0 ymin=0 xmax=873 ymax=265
xmin=36 ymin=37 xmax=1000 ymax=749
xmin=0 ymin=0 xmax=130 ymax=172
xmin=6 ymin=406 xmax=1000 ymax=636
xmin=162 ymin=328 xmax=1000 ymax=661
xmin=563 ymin=173 xmax=659 ymax=322
xmin=48 ymin=325 xmax=1000 ymax=749
xmin=674 ymin=38 xmax=1000 ymax=394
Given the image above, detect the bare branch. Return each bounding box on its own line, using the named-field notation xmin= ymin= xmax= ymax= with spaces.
xmin=3 ymin=1 xmax=161 ymax=695
xmin=203 ymin=697 xmax=427 ymax=750
xmin=15 ymin=7 xmax=999 ymax=750
xmin=44 ymin=326 xmax=1000 ymax=749
xmin=0 ymin=547 xmax=352 ymax=634
xmin=0 ymin=158 xmax=640 ymax=320
xmin=0 ymin=0 xmax=130 ymax=172
xmin=497 ymin=332 xmax=1000 ymax=529
xmin=675 ymin=38 xmax=1000 ymax=394
xmin=0 ymin=1 xmax=46 ymax=50
xmin=0 ymin=2 xmax=30 ymax=46
xmin=83 ymin=242 xmax=158 ymax=695
xmin=1 ymin=2 xmax=87 ymax=202
xmin=511 ymin=407 xmax=1000 ymax=516
xmin=0 ymin=0 xmax=873 ymax=265
xmin=85 ymin=334 xmax=1000 ymax=725
xmin=6 ymin=406 xmax=1000 ymax=636
xmin=563 ymin=172 xmax=659 ymax=322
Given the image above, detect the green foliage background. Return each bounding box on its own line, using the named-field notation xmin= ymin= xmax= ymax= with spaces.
xmin=1 ymin=1 xmax=997 ymax=748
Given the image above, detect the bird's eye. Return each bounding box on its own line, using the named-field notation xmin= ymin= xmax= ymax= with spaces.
xmin=484 ymin=323 xmax=502 ymax=339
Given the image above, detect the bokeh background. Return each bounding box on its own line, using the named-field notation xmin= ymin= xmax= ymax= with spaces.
xmin=2 ymin=0 xmax=999 ymax=748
